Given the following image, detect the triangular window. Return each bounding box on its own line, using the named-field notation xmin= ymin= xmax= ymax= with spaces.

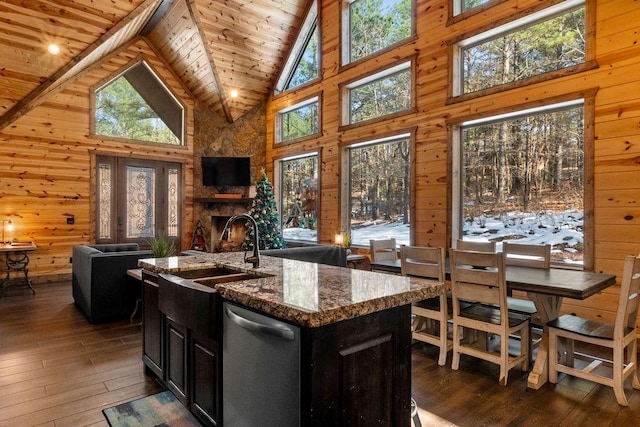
xmin=275 ymin=0 xmax=319 ymax=94
xmin=94 ymin=61 xmax=184 ymax=145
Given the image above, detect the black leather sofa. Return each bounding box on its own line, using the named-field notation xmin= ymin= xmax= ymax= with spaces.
xmin=72 ymin=243 xmax=153 ymax=323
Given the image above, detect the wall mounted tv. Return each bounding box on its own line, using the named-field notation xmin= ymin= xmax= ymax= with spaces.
xmin=202 ymin=157 xmax=252 ymax=187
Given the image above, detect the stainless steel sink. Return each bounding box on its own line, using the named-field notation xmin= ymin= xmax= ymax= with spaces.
xmin=194 ymin=273 xmax=255 ymax=287
xmin=173 ymin=267 xmax=239 ymax=280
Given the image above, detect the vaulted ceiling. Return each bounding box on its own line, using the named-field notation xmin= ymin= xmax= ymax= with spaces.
xmin=0 ymin=0 xmax=309 ymax=129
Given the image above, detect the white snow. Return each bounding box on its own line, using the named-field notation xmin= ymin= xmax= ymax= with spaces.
xmin=283 ymin=209 xmax=584 ymax=265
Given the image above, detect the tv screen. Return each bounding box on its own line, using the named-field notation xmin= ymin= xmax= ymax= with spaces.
xmin=202 ymin=157 xmax=252 ymax=187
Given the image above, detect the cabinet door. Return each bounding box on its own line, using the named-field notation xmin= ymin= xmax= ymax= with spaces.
xmin=142 ymin=276 xmax=164 ymax=381
xmin=191 ymin=331 xmax=221 ymax=427
xmin=304 ymin=305 xmax=411 ymax=426
xmin=166 ymin=319 xmax=188 ymax=405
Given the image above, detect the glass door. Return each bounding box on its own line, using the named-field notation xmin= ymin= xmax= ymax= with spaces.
xmin=96 ymin=155 xmax=181 ymax=250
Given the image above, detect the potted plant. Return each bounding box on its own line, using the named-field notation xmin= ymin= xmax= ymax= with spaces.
xmin=147 ymin=231 xmax=176 ymax=258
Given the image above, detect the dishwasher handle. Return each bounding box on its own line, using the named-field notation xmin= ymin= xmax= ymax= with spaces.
xmin=225 ymin=306 xmax=296 ymax=341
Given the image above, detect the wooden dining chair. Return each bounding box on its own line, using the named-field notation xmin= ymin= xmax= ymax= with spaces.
xmin=548 ymin=254 xmax=640 ymax=406
xmin=456 ymin=239 xmax=496 ymax=253
xmin=503 ymin=241 xmax=551 ymax=319
xmin=449 ymin=249 xmax=530 ymax=385
xmin=370 ymin=238 xmax=398 ymax=262
xmin=401 ymin=246 xmax=450 ymax=366
xmin=502 ymin=242 xmax=552 ymax=364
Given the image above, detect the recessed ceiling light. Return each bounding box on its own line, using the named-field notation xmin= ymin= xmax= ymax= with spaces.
xmin=47 ymin=44 xmax=61 ymax=55
xmin=230 ymin=89 xmax=238 ymax=98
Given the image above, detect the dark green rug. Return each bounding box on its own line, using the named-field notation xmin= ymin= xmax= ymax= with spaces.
xmin=103 ymin=390 xmax=201 ymax=427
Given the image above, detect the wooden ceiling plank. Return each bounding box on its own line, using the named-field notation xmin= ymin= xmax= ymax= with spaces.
xmin=186 ymin=0 xmax=234 ymax=122
xmin=0 ymin=0 xmax=163 ymax=131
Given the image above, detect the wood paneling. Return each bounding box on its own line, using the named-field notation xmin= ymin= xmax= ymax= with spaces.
xmin=0 ymin=38 xmax=195 ymax=280
xmin=266 ymin=0 xmax=640 ymax=333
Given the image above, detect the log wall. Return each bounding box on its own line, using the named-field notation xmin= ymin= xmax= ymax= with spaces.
xmin=0 ymin=38 xmax=196 ymax=282
xmin=265 ymin=0 xmax=640 ymax=329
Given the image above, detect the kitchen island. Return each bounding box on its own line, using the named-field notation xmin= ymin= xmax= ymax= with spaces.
xmin=139 ymin=252 xmax=443 ymax=427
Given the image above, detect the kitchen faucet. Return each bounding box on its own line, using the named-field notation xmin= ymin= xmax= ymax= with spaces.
xmin=220 ymin=214 xmax=261 ymax=268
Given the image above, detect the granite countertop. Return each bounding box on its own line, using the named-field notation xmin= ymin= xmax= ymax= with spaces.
xmin=139 ymin=252 xmax=443 ymax=328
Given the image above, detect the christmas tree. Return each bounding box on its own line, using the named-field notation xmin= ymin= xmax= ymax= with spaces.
xmin=244 ymin=171 xmax=286 ymax=250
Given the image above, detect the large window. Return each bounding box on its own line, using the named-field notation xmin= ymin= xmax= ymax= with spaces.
xmin=278 ymin=154 xmax=319 ymax=242
xmin=342 ymin=61 xmax=412 ymax=126
xmin=453 ymin=100 xmax=586 ymax=266
xmin=343 ymin=0 xmax=413 ymax=65
xmin=453 ymin=0 xmax=586 ymax=96
xmin=94 ymin=61 xmax=184 ymax=145
xmin=276 ymin=96 xmax=320 ymax=143
xmin=274 ymin=0 xmax=319 ymax=94
xmin=347 ymin=135 xmax=411 ymax=246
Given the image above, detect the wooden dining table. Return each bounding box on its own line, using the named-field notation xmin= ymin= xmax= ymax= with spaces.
xmin=370 ymin=258 xmax=617 ymax=389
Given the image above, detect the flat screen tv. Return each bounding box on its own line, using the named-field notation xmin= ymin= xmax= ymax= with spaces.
xmin=202 ymin=156 xmax=252 ymax=187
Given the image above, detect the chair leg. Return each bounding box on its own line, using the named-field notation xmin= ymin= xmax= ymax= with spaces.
xmin=613 ymin=344 xmax=629 ymax=406
xmin=499 ymin=331 xmax=509 ymax=386
xmin=437 ymin=316 xmax=448 ymax=366
xmin=452 ymin=323 xmax=461 ymax=370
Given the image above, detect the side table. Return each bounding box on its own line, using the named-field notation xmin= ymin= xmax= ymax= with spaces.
xmin=1 ymin=242 xmax=37 ymax=297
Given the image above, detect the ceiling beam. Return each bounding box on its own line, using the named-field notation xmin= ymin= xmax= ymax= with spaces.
xmin=0 ymin=0 xmax=163 ymax=131
xmin=186 ymin=0 xmax=234 ymax=123
xmin=141 ymin=0 xmax=176 ymax=36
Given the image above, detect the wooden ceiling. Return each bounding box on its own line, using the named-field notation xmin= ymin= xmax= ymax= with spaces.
xmin=0 ymin=0 xmax=308 ymax=128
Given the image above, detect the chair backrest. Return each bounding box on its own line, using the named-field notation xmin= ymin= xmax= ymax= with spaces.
xmin=400 ymin=246 xmax=445 ymax=282
xmin=502 ymin=242 xmax=551 ymax=269
xmin=449 ymin=249 xmax=507 ymax=317
xmin=615 ymin=254 xmax=640 ymax=337
xmin=456 ymin=239 xmax=496 ymax=253
xmin=369 ymin=238 xmax=398 ymax=262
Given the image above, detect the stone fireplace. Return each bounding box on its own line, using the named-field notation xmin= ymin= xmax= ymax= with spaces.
xmin=193 ymin=200 xmax=252 ymax=252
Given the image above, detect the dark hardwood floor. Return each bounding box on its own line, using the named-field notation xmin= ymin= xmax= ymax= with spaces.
xmin=1 ymin=281 xmax=638 ymax=426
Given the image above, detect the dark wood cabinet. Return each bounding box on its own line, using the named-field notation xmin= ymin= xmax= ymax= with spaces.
xmin=166 ymin=318 xmax=188 ymax=404
xmin=142 ymin=270 xmax=164 ymax=382
xmin=301 ymin=304 xmax=411 ymax=427
xmin=191 ymin=330 xmax=221 ymax=426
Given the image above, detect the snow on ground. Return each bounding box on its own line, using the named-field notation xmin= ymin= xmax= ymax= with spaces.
xmin=283 ymin=209 xmax=583 ymax=263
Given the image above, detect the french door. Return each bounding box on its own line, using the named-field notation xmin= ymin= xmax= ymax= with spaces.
xmin=96 ymin=155 xmax=181 ymax=249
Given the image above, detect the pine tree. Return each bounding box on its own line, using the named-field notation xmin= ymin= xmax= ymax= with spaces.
xmin=244 ymin=172 xmax=286 ymax=250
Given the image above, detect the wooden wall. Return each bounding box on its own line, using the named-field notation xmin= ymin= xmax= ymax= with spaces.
xmin=265 ymin=0 xmax=640 ymax=328
xmin=0 ymin=37 xmax=196 ymax=282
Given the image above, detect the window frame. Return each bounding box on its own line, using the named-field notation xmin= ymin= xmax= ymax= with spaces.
xmin=448 ymin=0 xmax=595 ymax=103
xmin=273 ymin=0 xmax=320 ymax=96
xmin=449 ymin=90 xmax=596 ymax=270
xmin=274 ymin=94 xmax=322 ymax=145
xmin=90 ymin=58 xmax=186 ymax=146
xmin=340 ymin=0 xmax=416 ymax=68
xmin=274 ymin=150 xmax=322 ymax=244
xmin=448 ymin=0 xmax=508 ymax=24
xmin=340 ymin=130 xmax=415 ymax=247
xmin=339 ymin=58 xmax=416 ymax=129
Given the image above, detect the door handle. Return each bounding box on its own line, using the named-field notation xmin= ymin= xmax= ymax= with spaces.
xmin=225 ymin=306 xmax=295 ymax=341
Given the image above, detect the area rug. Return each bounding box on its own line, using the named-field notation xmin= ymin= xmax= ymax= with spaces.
xmin=103 ymin=390 xmax=201 ymax=427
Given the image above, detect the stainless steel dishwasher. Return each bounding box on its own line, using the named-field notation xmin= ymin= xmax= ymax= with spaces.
xmin=222 ymin=302 xmax=300 ymax=427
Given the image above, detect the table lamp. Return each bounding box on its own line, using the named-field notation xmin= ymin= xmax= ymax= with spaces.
xmin=2 ymin=219 xmax=13 ymax=244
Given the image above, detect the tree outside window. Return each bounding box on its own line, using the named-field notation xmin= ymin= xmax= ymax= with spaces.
xmin=458 ymin=102 xmax=585 ymax=266
xmin=350 ymin=67 xmax=411 ymax=124
xmin=94 ymin=62 xmax=183 ymax=145
xmin=346 ymin=0 xmax=412 ymax=64
xmin=279 ymin=155 xmax=319 ymax=242
xmin=349 ymin=136 xmax=410 ymax=246
xmin=459 ymin=3 xmax=585 ymax=95
xmin=278 ymin=97 xmax=320 ymax=143
xmin=286 ymin=24 xmax=319 ymax=91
